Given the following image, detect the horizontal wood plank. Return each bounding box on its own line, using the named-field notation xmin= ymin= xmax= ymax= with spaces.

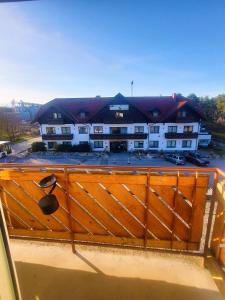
xmin=8 ymin=228 xmax=199 ymax=250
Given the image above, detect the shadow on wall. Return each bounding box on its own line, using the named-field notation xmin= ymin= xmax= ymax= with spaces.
xmin=15 ymin=261 xmax=222 ymax=300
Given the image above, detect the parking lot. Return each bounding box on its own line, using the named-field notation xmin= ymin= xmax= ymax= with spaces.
xmin=3 ymin=150 xmax=225 ymax=171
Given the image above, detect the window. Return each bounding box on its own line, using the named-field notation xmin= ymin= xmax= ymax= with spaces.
xmin=135 ymin=126 xmax=144 ymax=133
xmin=78 ymin=126 xmax=88 ymax=134
xmin=167 ymin=140 xmax=176 ymax=148
xmin=48 ymin=142 xmax=57 ymax=149
xmin=115 ymin=112 xmax=124 ymax=118
xmin=94 ymin=126 xmax=103 ymax=134
xmin=150 ymin=126 xmax=159 ymax=133
xmin=46 ymin=127 xmax=56 ymax=135
xmin=182 ymin=140 xmax=192 ymax=148
xmin=79 ymin=111 xmax=86 ymax=118
xmin=62 ymin=141 xmax=72 ymax=145
xmin=134 ymin=141 xmax=144 ymax=148
xmin=177 ymin=110 xmax=187 ymax=117
xmin=79 ymin=141 xmax=88 ymax=145
xmin=184 ymin=126 xmax=193 ymax=133
xmin=168 ymin=126 xmax=177 ymax=133
xmin=151 ymin=109 xmax=160 ymax=117
xmin=199 ymin=139 xmax=210 ymax=145
xmin=61 ymin=127 xmax=71 ymax=134
xmin=94 ymin=141 xmax=103 ymax=148
xmin=200 ymin=126 xmax=207 ymax=133
xmin=149 ymin=141 xmax=159 ymax=148
xmin=110 ymin=104 xmax=129 ymax=110
xmin=110 ymin=127 xmax=127 ymax=134
xmin=53 ymin=112 xmax=62 ymax=119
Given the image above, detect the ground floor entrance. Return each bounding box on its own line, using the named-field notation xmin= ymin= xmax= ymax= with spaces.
xmin=110 ymin=141 xmax=127 ymax=152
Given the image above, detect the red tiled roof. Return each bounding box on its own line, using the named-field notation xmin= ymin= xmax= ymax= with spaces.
xmin=34 ymin=94 xmax=204 ymax=123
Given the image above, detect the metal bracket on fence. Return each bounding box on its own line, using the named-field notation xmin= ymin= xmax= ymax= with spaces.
xmin=38 ymin=175 xmax=59 ymax=215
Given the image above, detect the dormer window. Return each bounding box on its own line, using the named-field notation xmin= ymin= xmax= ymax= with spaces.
xmin=178 ymin=110 xmax=187 ymax=117
xmin=110 ymin=104 xmax=129 ymax=110
xmin=151 ymin=109 xmax=160 ymax=117
xmin=115 ymin=112 xmax=124 ymax=118
xmin=79 ymin=111 xmax=86 ymax=118
xmin=53 ymin=112 xmax=62 ymax=119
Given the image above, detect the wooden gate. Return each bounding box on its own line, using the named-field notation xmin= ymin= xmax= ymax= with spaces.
xmin=0 ymin=166 xmax=209 ymax=252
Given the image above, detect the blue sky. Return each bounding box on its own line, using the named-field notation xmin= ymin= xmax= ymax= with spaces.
xmin=0 ymin=0 xmax=225 ymax=105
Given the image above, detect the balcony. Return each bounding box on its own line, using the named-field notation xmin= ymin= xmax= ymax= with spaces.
xmin=90 ymin=133 xmax=148 ymax=140
xmin=165 ymin=132 xmax=198 ymax=139
xmin=46 ymin=119 xmax=65 ymax=124
xmin=199 ymin=130 xmax=211 ymax=135
xmin=42 ymin=134 xmax=73 ymax=140
xmin=0 ymin=164 xmax=224 ymax=300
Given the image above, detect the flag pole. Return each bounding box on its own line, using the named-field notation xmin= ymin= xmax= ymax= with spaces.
xmin=131 ymin=80 xmax=133 ymax=97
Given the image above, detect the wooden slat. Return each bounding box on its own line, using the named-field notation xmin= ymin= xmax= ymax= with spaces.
xmin=0 ymin=170 xmax=65 ymax=181
xmin=68 ymin=183 xmax=111 ymax=235
xmin=103 ymin=183 xmax=145 ymax=225
xmin=147 ymin=191 xmax=173 ymax=239
xmin=149 ymin=175 xmax=177 ymax=186
xmin=71 ymin=182 xmax=123 ymax=236
xmin=74 ymin=182 xmax=140 ymax=238
xmin=69 ymin=173 xmax=147 ymax=184
xmin=190 ymin=176 xmax=209 ymax=243
xmin=0 ymin=181 xmax=46 ymax=230
xmin=7 ymin=228 xmax=199 ymax=250
xmin=211 ymin=182 xmax=225 ymax=265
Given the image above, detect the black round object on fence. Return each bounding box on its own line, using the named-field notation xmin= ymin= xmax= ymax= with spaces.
xmin=38 ymin=194 xmax=59 ymax=215
xmin=38 ymin=175 xmax=56 ymax=188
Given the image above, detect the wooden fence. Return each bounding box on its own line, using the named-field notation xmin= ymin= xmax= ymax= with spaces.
xmin=0 ymin=165 xmax=213 ymax=253
xmin=211 ymin=179 xmax=225 ymax=267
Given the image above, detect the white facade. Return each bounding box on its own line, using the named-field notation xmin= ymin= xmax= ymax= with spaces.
xmin=40 ymin=121 xmax=210 ymax=152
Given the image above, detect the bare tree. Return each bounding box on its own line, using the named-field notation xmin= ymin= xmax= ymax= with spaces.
xmin=0 ymin=108 xmax=22 ymax=141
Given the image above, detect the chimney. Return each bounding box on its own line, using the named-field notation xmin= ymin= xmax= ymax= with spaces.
xmin=172 ymin=93 xmax=176 ymax=100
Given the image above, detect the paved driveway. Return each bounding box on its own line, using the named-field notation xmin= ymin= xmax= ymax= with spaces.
xmin=11 ymin=137 xmax=41 ymax=155
xmin=6 ymin=151 xmax=225 ymax=171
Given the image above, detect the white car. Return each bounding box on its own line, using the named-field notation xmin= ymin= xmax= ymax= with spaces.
xmin=0 ymin=151 xmax=7 ymax=159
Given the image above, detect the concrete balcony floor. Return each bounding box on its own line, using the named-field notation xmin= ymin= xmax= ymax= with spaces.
xmin=11 ymin=240 xmax=223 ymax=300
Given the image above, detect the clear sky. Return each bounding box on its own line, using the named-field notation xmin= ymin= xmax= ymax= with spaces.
xmin=0 ymin=0 xmax=225 ymax=105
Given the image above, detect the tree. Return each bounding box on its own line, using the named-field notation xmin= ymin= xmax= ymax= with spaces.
xmin=0 ymin=108 xmax=22 ymax=141
xmin=187 ymin=93 xmax=200 ymax=104
xmin=198 ymin=96 xmax=216 ymax=122
xmin=214 ymin=95 xmax=225 ymax=124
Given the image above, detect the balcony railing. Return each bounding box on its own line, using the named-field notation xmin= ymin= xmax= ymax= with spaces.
xmin=45 ymin=119 xmax=65 ymax=124
xmin=42 ymin=134 xmax=73 ymax=140
xmin=165 ymin=132 xmax=198 ymax=139
xmin=0 ymin=164 xmax=224 ymax=297
xmin=0 ymin=163 xmax=224 ymax=286
xmin=90 ymin=133 xmax=148 ymax=140
xmin=199 ymin=130 xmax=211 ymax=135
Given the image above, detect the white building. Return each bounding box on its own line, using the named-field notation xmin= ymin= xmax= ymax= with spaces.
xmin=34 ymin=93 xmax=211 ymax=152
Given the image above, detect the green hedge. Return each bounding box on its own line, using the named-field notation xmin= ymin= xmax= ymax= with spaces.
xmin=55 ymin=144 xmax=73 ymax=152
xmin=72 ymin=143 xmax=91 ymax=152
xmin=55 ymin=143 xmax=91 ymax=152
xmin=31 ymin=142 xmax=47 ymax=152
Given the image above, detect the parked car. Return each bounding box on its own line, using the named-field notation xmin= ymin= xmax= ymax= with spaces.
xmin=0 ymin=151 xmax=7 ymax=159
xmin=164 ymin=154 xmax=185 ymax=165
xmin=185 ymin=152 xmax=210 ymax=166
